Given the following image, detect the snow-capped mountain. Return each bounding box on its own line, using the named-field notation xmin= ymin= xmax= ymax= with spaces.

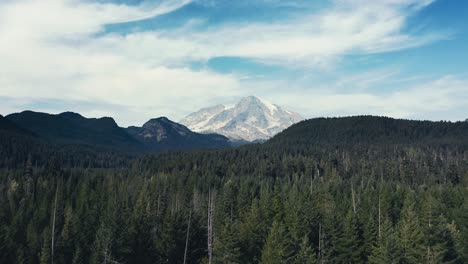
xmin=180 ymin=96 xmax=303 ymax=142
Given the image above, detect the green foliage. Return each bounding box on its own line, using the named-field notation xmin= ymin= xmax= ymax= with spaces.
xmin=261 ymin=221 xmax=293 ymax=264
xmin=292 ymin=236 xmax=317 ymax=264
xmin=397 ymin=193 xmax=425 ymax=264
xmin=215 ymin=219 xmax=241 ymax=264
xmin=368 ymin=217 xmax=398 ymax=264
xmin=336 ymin=210 xmax=363 ymax=263
xmin=0 ymin=116 xmax=467 ymax=263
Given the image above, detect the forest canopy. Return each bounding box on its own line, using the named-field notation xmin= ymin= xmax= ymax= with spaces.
xmin=0 ymin=116 xmax=467 ymax=263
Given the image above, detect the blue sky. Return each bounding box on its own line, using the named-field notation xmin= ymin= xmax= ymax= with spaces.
xmin=0 ymin=0 xmax=467 ymax=126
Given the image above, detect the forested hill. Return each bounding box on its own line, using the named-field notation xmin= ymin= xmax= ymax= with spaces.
xmin=270 ymin=116 xmax=468 ymax=146
xmin=0 ymin=111 xmax=231 ymax=168
xmin=6 ymin=111 xmax=141 ymax=151
xmin=141 ymin=115 xmax=468 ymax=186
xmin=2 ymin=114 xmax=468 ymax=169
xmin=0 ymin=114 xmax=33 ymax=135
xmin=1 ymin=114 xmax=467 ymax=263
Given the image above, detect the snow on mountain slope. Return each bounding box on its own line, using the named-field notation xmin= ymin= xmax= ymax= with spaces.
xmin=180 ymin=96 xmax=303 ymax=142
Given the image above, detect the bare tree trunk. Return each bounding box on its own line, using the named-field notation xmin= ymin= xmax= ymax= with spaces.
xmin=157 ymin=193 xmax=161 ymax=216
xmin=103 ymin=251 xmax=122 ymax=264
xmin=351 ymin=183 xmax=356 ymax=214
xmin=378 ymin=195 xmax=381 ymax=239
xmin=310 ymin=170 xmax=314 ymax=195
xmin=183 ymin=210 xmax=192 ymax=264
xmin=319 ymin=223 xmax=326 ymax=264
xmin=51 ymin=185 xmax=58 ymax=264
xmin=318 ymin=223 xmax=321 ymax=263
xmin=207 ymin=190 xmax=215 ymax=264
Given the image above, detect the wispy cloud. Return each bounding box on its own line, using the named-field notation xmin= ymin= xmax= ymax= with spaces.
xmin=0 ymin=0 xmax=241 ymax=122
xmin=111 ymin=0 xmax=444 ymax=68
xmin=258 ymin=76 xmax=468 ymax=121
xmin=0 ymin=0 xmax=462 ymax=125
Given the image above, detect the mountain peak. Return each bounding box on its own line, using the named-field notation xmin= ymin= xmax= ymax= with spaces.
xmin=127 ymin=117 xmax=230 ymax=150
xmin=145 ymin=116 xmax=171 ymax=124
xmin=239 ymin=95 xmax=260 ymax=102
xmin=140 ymin=117 xmax=191 ymax=141
xmin=59 ymin=111 xmax=84 ymax=119
xmin=181 ymin=97 xmax=303 ymax=141
xmin=238 ymin=96 xmax=270 ymax=105
xmin=237 ymin=96 xmax=262 ymax=107
xmin=144 ymin=117 xmax=186 ymax=129
xmin=239 ymin=96 xmax=280 ymax=115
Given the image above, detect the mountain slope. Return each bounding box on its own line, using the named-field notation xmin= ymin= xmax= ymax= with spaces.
xmin=0 ymin=114 xmax=34 ymax=135
xmin=5 ymin=111 xmax=231 ymax=154
xmin=126 ymin=117 xmax=230 ymax=151
xmin=269 ymin=116 xmax=468 ymax=146
xmin=0 ymin=114 xmax=41 ymax=168
xmin=181 ymin=96 xmax=303 ymax=141
xmin=6 ymin=111 xmax=141 ymax=151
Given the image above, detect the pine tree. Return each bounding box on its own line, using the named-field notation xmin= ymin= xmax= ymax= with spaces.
xmin=458 ymin=197 xmax=468 ymax=263
xmin=72 ymin=247 xmax=83 ymax=264
xmin=397 ymin=193 xmax=425 ymax=264
xmin=361 ymin=211 xmax=378 ymax=261
xmin=238 ymin=199 xmax=265 ymax=263
xmin=421 ymin=196 xmax=445 ymax=263
xmin=60 ymin=204 xmax=74 ymax=260
xmin=292 ymin=235 xmax=317 ymax=264
xmin=368 ymin=217 xmax=398 ymax=264
xmin=215 ymin=219 xmax=241 ymax=264
xmin=336 ymin=209 xmax=362 ymax=263
xmin=90 ymin=222 xmax=113 ymax=264
xmin=320 ymin=200 xmax=342 ymax=263
xmin=39 ymin=228 xmax=51 ymax=264
xmin=436 ymin=215 xmax=462 ymax=263
xmin=261 ymin=221 xmax=293 ymax=264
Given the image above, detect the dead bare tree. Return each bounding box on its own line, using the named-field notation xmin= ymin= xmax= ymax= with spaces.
xmin=183 ymin=209 xmax=192 ymax=264
xmin=318 ymin=223 xmax=321 ymax=261
xmin=351 ymin=183 xmax=356 ymax=214
xmin=378 ymin=195 xmax=381 ymax=239
xmin=103 ymin=250 xmax=123 ymax=264
xmin=51 ymin=183 xmax=58 ymax=264
xmin=207 ymin=190 xmax=215 ymax=264
xmin=319 ymin=223 xmax=325 ymax=264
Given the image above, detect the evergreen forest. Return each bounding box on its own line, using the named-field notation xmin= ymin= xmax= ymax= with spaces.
xmin=1 ymin=116 xmax=467 ymax=263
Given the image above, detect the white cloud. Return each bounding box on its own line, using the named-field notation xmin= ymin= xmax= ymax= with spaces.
xmin=259 ymin=76 xmax=468 ymax=121
xmin=108 ymin=0 xmax=443 ymax=68
xmin=0 ymin=0 xmax=243 ymax=124
xmin=0 ymin=0 xmax=461 ymax=126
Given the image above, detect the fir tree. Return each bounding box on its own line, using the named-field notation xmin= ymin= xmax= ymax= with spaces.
xmin=368 ymin=216 xmax=398 ymax=264
xmin=292 ymin=235 xmax=317 ymax=264
xmin=215 ymin=219 xmax=241 ymax=264
xmin=336 ymin=209 xmax=362 ymax=263
xmin=398 ymin=193 xmax=425 ymax=264
xmin=261 ymin=221 xmax=293 ymax=264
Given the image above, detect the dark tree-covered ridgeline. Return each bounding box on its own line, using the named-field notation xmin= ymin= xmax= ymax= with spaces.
xmin=0 ymin=116 xmax=467 ymax=263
